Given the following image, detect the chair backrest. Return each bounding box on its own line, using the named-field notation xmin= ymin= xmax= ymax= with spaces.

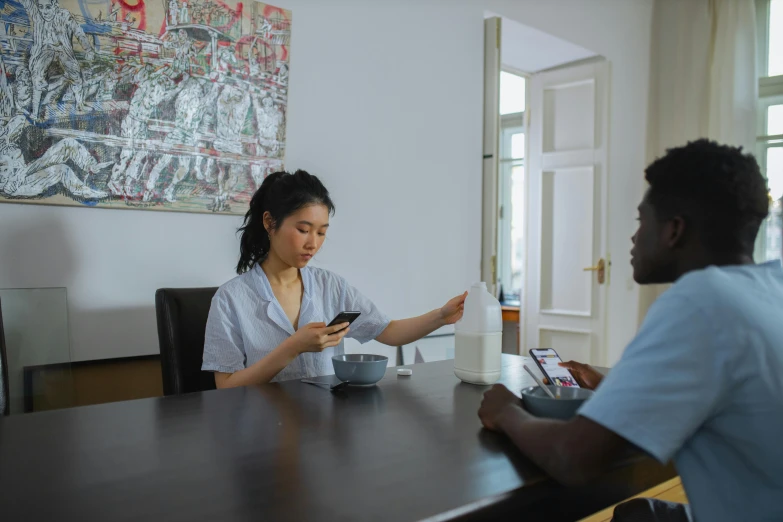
xmin=155 ymin=287 xmax=219 ymax=396
xmin=0 ymin=297 xmax=9 ymax=416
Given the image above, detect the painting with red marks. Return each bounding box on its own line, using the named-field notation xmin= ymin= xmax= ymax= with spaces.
xmin=0 ymin=0 xmax=291 ymax=214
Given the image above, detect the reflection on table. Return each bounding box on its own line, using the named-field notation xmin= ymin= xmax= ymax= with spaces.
xmin=0 ymin=355 xmax=675 ymax=522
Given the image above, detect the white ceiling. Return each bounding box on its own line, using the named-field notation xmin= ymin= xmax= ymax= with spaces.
xmin=485 ymin=12 xmax=598 ymax=73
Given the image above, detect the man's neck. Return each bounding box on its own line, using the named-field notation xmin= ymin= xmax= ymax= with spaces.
xmin=675 ymin=252 xmax=755 ymax=279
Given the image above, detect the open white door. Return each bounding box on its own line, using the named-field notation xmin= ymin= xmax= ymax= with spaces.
xmin=481 ymin=17 xmax=501 ymax=296
xmin=524 ymin=60 xmax=610 ymax=365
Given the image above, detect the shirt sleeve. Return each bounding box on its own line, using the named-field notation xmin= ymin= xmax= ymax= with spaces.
xmin=202 ymin=291 xmax=247 ymax=373
xmin=339 ymin=278 xmax=391 ymax=344
xmin=65 ymin=12 xmax=92 ymax=49
xmin=577 ymin=292 xmax=727 ymax=463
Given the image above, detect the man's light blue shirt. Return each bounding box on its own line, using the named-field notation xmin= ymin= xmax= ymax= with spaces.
xmin=580 ymin=261 xmax=783 ymax=522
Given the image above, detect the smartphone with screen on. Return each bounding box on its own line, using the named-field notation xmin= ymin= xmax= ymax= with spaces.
xmin=529 ymin=348 xmax=581 ymax=388
xmin=327 ymin=311 xmax=361 ymax=332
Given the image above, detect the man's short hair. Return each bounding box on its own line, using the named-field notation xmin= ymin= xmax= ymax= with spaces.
xmin=644 ymin=139 xmax=769 ymax=255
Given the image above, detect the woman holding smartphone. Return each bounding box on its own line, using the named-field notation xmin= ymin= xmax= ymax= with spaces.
xmin=203 ymin=170 xmax=467 ymax=387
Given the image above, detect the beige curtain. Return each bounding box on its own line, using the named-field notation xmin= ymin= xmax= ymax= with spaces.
xmin=639 ymin=0 xmax=758 ymax=323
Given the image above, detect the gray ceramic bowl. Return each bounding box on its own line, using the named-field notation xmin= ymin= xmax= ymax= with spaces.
xmin=520 ymin=386 xmax=595 ymax=420
xmin=332 ymin=354 xmax=388 ymax=386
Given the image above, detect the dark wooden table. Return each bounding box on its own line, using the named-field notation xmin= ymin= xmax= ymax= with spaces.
xmin=0 ymin=355 xmax=674 ymax=522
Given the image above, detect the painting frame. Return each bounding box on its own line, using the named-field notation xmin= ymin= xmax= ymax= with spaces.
xmin=0 ymin=0 xmax=291 ymax=216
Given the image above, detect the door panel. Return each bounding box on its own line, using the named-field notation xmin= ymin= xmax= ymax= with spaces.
xmin=525 ymin=60 xmax=609 ymax=365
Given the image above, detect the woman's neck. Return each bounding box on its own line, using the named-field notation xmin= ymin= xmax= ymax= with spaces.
xmin=260 ymin=254 xmax=300 ymax=287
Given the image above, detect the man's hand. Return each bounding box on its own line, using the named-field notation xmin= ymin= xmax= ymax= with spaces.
xmin=478 ymin=384 xmax=524 ymax=432
xmin=558 ymin=360 xmax=604 ymax=390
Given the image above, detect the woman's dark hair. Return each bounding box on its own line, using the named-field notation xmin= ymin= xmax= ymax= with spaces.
xmin=236 ymin=170 xmax=335 ymax=274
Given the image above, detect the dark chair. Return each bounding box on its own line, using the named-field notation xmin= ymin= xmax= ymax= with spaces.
xmin=1 ymin=297 xmax=9 ymax=416
xmin=155 ymin=287 xmax=219 ymax=396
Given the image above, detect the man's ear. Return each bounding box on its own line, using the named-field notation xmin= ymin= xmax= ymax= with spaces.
xmin=664 ymin=216 xmax=687 ymax=248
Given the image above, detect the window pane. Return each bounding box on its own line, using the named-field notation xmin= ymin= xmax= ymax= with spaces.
xmin=499 ymin=72 xmax=526 ymax=115
xmin=764 ymin=200 xmax=782 ymax=262
xmin=510 ymin=166 xmax=525 ymax=299
xmin=766 ymin=147 xmax=783 ymax=262
xmin=769 ymin=147 xmax=783 ymax=200
xmin=768 ymin=104 xmax=783 ymax=136
xmin=770 ymin=0 xmax=783 ymax=77
xmin=511 ymin=132 xmax=525 ymax=159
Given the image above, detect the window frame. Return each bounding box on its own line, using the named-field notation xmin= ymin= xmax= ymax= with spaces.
xmin=497 ymin=67 xmax=527 ymax=303
xmin=755 ymin=0 xmax=783 ymax=261
xmin=498 ymin=118 xmax=524 ymax=301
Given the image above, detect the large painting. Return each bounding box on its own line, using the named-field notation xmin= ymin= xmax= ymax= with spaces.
xmin=0 ymin=0 xmax=289 ymax=214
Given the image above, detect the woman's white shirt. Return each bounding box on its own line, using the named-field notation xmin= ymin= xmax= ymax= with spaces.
xmin=202 ymin=264 xmax=391 ymax=381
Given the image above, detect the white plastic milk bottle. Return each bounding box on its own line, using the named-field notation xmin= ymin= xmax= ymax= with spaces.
xmin=453 ymin=282 xmax=503 ymax=385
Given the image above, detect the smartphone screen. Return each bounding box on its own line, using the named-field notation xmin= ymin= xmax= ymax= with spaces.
xmin=529 ymin=348 xmax=581 ymax=388
xmin=327 ymin=311 xmax=361 ymax=331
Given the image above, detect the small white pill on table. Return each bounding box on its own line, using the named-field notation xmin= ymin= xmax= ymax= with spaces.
xmin=397 ymin=368 xmax=413 ymax=376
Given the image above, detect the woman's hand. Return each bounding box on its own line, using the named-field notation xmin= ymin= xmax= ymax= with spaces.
xmin=375 ymin=291 xmax=467 ymax=347
xmin=439 ymin=291 xmax=468 ymax=326
xmin=215 ymin=323 xmax=349 ymax=388
xmin=289 ymin=322 xmax=350 ymax=354
xmin=557 ymin=360 xmax=604 ymax=390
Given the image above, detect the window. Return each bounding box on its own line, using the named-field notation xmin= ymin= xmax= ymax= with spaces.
xmin=767 ymin=0 xmax=783 ymax=76
xmin=497 ymin=71 xmax=526 ymax=304
xmin=757 ymin=0 xmax=783 ymax=262
xmin=499 ymin=71 xmax=526 ymax=115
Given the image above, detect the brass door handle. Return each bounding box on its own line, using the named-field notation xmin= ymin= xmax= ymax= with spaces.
xmin=583 ymin=258 xmax=606 ymax=284
xmin=583 ymin=259 xmax=604 ymax=271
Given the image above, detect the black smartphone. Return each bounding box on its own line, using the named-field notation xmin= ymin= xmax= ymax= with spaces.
xmin=327 ymin=311 xmax=361 ymax=332
xmin=529 ymin=348 xmax=581 ymax=388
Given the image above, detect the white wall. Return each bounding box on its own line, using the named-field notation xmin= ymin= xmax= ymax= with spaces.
xmin=0 ymin=204 xmax=242 ymax=361
xmin=495 ymin=14 xmax=597 ymax=73
xmin=0 ymin=0 xmax=653 ymax=366
xmin=484 ymin=0 xmax=654 ymax=364
xmin=0 ymin=0 xmax=484 ymax=362
xmin=285 ymin=0 xmax=484 ymax=358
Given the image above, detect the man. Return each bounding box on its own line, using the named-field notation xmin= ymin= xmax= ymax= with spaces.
xmin=478 ymin=140 xmax=783 ymax=522
xmin=144 ymin=76 xmax=219 ymax=203
xmin=189 ymin=98 xmax=217 ymax=184
xmin=0 ymin=54 xmax=13 ymax=117
xmin=252 ymin=94 xmax=283 ymax=157
xmin=20 ymin=0 xmax=96 ymax=120
xmin=212 ymin=46 xmax=250 ymax=212
xmin=178 ymin=1 xmax=190 ymax=24
xmin=0 ymin=115 xmax=110 ymax=199
xmin=107 ymin=65 xmax=183 ymax=198
xmin=13 ymin=66 xmax=33 ymax=113
xmin=168 ymin=0 xmax=179 ymax=27
xmin=163 ymin=30 xmax=195 ymax=75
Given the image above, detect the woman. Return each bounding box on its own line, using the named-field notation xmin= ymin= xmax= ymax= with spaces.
xmin=203 ymin=170 xmax=467 ymax=387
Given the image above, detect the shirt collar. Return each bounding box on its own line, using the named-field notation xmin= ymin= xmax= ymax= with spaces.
xmin=253 ymin=264 xmax=314 ymax=335
xmin=252 ymin=263 xmax=275 ymax=302
xmin=252 ymin=263 xmax=313 ymax=301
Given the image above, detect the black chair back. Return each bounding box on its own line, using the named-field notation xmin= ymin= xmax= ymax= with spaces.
xmin=155 ymin=288 xmax=219 ymax=396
